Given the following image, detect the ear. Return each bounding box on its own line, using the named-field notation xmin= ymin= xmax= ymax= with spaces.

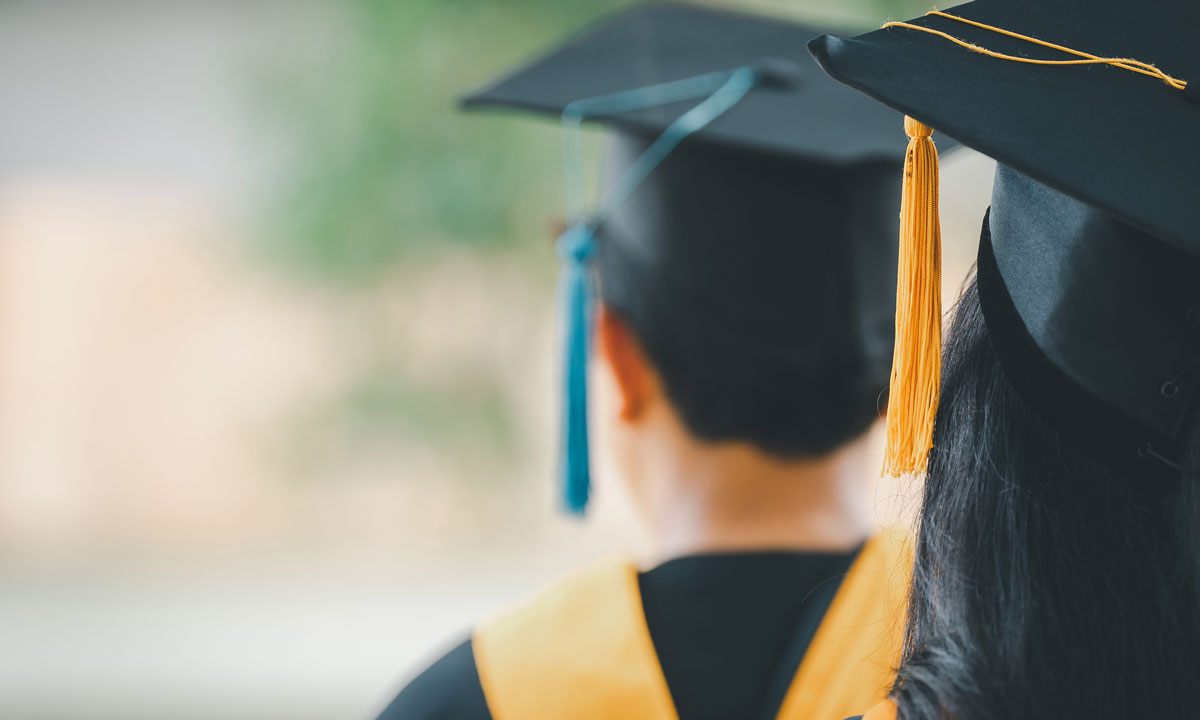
xmin=595 ymin=303 xmax=654 ymax=421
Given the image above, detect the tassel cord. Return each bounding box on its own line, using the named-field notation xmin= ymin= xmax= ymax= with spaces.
xmin=553 ymin=66 xmax=760 ymax=514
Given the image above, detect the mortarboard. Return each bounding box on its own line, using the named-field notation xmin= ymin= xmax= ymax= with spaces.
xmin=465 ymin=2 xmax=956 ymax=513
xmin=809 ymin=0 xmax=1200 ymax=475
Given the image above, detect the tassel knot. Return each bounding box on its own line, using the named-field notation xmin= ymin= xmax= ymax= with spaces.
xmin=556 ymin=225 xmax=596 ymax=264
xmin=904 ymin=116 xmax=933 ymax=139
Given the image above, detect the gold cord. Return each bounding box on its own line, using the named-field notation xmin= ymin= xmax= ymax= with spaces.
xmin=882 ymin=11 xmax=1188 ymax=92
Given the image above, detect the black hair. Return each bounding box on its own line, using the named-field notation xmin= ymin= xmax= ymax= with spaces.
xmin=892 ymin=273 xmax=1200 ymax=719
xmin=595 ymin=266 xmax=890 ymax=458
xmin=594 ymin=134 xmax=897 ymax=459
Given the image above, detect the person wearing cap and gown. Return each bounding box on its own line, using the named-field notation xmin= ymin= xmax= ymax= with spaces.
xmin=376 ymin=4 xmax=958 ymax=719
xmin=804 ymin=0 xmax=1200 ymax=718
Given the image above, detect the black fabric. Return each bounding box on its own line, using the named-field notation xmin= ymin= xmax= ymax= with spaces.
xmin=754 ymin=549 xmax=860 ymax=720
xmin=464 ymin=3 xmax=924 ymax=163
xmin=809 ymin=0 xmax=1200 ymax=254
xmin=638 ymin=549 xmax=860 ymax=720
xmin=375 ymin=638 xmax=491 ymax=720
xmin=809 ymin=0 xmax=1200 ymax=465
xmin=379 ymin=549 xmax=860 ymax=720
xmin=986 ymin=165 xmax=1200 ymax=451
xmin=977 ymin=205 xmax=1195 ymax=477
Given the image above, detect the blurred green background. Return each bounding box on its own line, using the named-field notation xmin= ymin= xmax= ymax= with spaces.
xmin=0 ymin=1 xmax=988 ymax=719
xmin=268 ymin=0 xmax=931 ymax=276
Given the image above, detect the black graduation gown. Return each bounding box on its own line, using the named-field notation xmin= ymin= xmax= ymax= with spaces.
xmin=376 ymin=549 xmax=860 ymax=720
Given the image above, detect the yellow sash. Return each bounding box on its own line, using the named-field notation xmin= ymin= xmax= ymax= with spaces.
xmin=776 ymin=528 xmax=911 ymax=720
xmin=473 ymin=529 xmax=912 ymax=720
xmin=862 ymin=700 xmax=898 ymax=720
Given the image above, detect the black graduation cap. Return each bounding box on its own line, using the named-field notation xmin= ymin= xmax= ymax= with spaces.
xmin=808 ymin=0 xmax=1200 ymax=474
xmin=465 ymin=3 xmax=916 ymax=162
xmin=464 ymin=2 xmax=952 ymax=513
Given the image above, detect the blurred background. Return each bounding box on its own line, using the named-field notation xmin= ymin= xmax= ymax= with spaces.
xmin=0 ymin=0 xmax=993 ymax=718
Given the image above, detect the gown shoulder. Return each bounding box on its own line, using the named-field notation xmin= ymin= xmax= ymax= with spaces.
xmin=375 ymin=638 xmax=492 ymax=720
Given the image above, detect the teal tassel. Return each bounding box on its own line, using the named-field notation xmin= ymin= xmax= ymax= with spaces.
xmin=556 ymin=225 xmax=595 ymax=515
xmin=551 ymin=65 xmax=760 ymax=515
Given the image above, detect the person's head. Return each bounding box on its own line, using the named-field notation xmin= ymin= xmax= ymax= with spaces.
xmin=464 ymin=3 xmax=928 ymax=514
xmin=892 ymin=272 xmax=1200 ymax=719
xmin=888 ymin=161 xmax=1200 ymax=718
xmin=813 ymin=2 xmax=1200 ymax=715
xmin=591 ymin=133 xmax=898 ymax=502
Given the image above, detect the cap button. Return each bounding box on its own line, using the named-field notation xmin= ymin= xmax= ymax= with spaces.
xmin=1185 ymin=78 xmax=1200 ymax=104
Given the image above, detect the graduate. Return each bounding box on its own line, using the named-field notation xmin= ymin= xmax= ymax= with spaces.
xmin=807 ymin=0 xmax=1200 ymax=717
xmin=378 ymin=4 xmax=954 ymax=719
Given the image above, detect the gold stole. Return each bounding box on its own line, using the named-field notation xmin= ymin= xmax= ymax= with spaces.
xmin=862 ymin=700 xmax=898 ymax=720
xmin=473 ymin=529 xmax=911 ymax=720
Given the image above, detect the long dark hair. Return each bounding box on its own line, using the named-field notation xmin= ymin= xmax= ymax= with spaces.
xmin=892 ymin=273 xmax=1200 ymax=719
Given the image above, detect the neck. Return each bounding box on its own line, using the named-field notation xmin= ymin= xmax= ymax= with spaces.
xmin=632 ymin=421 xmax=875 ymax=564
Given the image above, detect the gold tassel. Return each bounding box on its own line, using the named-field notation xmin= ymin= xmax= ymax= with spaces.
xmin=883 ymin=116 xmax=942 ymax=477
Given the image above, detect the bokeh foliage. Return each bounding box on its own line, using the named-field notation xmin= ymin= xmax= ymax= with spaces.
xmin=265 ymin=0 xmax=627 ymax=281
xmin=265 ymin=0 xmax=934 ymax=282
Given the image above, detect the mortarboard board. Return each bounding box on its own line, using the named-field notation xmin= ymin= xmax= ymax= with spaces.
xmin=465 ymin=3 xmax=920 ymax=163
xmin=808 ymin=0 xmax=1200 ymax=475
xmin=464 ymin=2 xmax=957 ymax=513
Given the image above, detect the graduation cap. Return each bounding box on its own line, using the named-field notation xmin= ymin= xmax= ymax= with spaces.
xmin=808 ymin=0 xmax=1200 ymax=475
xmin=464 ymin=2 xmax=951 ymax=514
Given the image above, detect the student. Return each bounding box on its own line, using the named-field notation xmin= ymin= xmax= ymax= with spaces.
xmin=810 ymin=0 xmax=1200 ymax=717
xmin=378 ymin=4 xmax=952 ymax=719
